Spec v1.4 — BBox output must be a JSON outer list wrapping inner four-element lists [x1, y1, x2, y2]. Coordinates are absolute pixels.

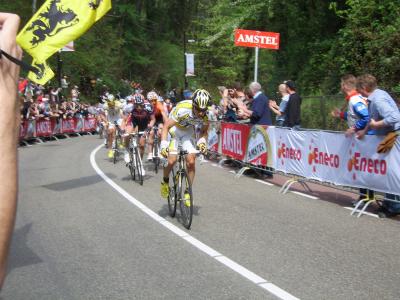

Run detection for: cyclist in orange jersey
[[147, 91, 168, 160]]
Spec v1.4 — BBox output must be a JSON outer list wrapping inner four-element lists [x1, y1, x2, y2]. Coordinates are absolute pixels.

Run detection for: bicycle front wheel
[[153, 141, 159, 174], [168, 168, 177, 217], [135, 147, 143, 185], [178, 170, 193, 229], [129, 148, 135, 181]]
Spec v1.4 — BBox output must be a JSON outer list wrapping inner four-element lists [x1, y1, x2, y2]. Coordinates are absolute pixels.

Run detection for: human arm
[[0, 12, 22, 288], [371, 94, 400, 129]]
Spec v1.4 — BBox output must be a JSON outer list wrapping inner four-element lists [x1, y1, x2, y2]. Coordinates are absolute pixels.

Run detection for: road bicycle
[[112, 122, 124, 164], [127, 131, 145, 185], [167, 142, 194, 229]]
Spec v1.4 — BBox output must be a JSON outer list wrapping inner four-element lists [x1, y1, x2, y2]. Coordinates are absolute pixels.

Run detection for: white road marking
[[90, 145, 299, 300], [343, 207, 379, 218], [291, 191, 319, 200], [229, 170, 236, 174], [255, 179, 274, 186]]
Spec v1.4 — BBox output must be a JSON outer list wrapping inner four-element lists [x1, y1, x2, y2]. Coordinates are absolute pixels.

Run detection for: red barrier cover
[[61, 118, 76, 134], [83, 117, 97, 132], [221, 122, 250, 161], [19, 120, 28, 139], [35, 119, 53, 137]]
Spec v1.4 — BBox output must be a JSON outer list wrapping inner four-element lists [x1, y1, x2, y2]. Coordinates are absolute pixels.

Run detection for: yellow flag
[[28, 60, 55, 85], [17, 0, 111, 63], [28, 60, 54, 85]]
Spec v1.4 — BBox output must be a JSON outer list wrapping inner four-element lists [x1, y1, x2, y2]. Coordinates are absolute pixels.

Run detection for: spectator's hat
[[284, 80, 296, 90]]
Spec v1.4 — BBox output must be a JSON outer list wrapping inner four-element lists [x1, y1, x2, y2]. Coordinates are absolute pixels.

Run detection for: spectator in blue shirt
[[356, 74, 400, 218], [332, 74, 374, 203], [270, 83, 290, 126]]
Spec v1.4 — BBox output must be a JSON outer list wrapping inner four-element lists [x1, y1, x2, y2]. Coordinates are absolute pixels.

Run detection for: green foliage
[[1, 0, 399, 106]]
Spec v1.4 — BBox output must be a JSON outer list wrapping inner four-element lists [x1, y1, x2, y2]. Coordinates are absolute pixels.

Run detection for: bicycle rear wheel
[[135, 147, 143, 185], [153, 141, 159, 174], [129, 148, 135, 180], [168, 168, 177, 217], [178, 169, 193, 229], [113, 135, 120, 164]]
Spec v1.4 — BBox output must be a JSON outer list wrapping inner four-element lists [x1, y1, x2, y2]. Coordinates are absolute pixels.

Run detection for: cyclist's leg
[[147, 129, 154, 160], [107, 124, 116, 149], [161, 137, 177, 198], [139, 135, 146, 159], [185, 154, 196, 185], [124, 124, 133, 148]]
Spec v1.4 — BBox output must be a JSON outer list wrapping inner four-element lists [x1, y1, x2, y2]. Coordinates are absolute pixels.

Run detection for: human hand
[[331, 108, 341, 118], [356, 128, 367, 140], [0, 13, 22, 97], [345, 127, 355, 137], [369, 118, 380, 129], [198, 143, 207, 154], [160, 140, 169, 158]]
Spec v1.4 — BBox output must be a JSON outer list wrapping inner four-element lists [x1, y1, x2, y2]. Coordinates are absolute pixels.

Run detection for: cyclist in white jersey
[[160, 89, 211, 198], [103, 94, 123, 158]]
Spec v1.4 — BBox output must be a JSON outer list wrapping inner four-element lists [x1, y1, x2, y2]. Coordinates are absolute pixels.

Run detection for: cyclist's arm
[[161, 110, 168, 124], [199, 122, 209, 141], [148, 113, 156, 128], [162, 118, 177, 141]]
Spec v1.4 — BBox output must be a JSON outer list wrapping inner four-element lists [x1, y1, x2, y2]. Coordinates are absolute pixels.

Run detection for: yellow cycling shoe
[[108, 149, 114, 159], [161, 182, 169, 198], [184, 191, 191, 207]]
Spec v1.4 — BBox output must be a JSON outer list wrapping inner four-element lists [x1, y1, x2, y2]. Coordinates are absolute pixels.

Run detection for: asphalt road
[[3, 135, 400, 299]]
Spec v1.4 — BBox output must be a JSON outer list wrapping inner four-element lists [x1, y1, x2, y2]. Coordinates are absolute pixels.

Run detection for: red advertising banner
[[61, 118, 76, 134], [83, 117, 97, 132], [234, 29, 280, 50], [19, 120, 28, 139], [35, 119, 53, 137], [221, 122, 250, 161]]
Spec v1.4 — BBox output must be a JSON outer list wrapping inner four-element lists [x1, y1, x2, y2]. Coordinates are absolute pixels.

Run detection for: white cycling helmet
[[147, 91, 158, 101], [192, 89, 211, 110]]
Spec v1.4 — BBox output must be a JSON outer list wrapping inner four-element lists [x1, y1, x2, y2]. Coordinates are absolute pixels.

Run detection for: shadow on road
[[42, 173, 117, 191], [158, 204, 201, 219], [7, 223, 42, 275]]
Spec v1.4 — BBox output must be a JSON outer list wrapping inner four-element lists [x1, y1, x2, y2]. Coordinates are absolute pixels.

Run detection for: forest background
[[2, 0, 400, 128]]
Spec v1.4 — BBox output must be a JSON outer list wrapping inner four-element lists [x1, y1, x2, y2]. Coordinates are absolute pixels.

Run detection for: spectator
[[283, 80, 301, 129], [163, 97, 174, 114], [0, 12, 22, 288], [219, 84, 249, 123], [71, 85, 80, 102], [50, 86, 61, 103], [356, 74, 400, 218], [332, 74, 374, 204], [270, 83, 290, 126], [218, 86, 233, 122], [61, 75, 69, 89], [239, 82, 272, 125]]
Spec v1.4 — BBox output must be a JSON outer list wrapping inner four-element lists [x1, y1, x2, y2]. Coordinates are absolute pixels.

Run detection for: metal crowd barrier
[[206, 121, 400, 218]]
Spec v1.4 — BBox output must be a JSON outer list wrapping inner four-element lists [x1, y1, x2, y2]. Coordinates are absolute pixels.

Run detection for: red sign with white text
[[36, 119, 53, 137], [234, 29, 280, 50], [221, 122, 250, 161]]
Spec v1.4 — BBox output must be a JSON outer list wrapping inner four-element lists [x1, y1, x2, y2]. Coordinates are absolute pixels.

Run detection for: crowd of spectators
[[212, 80, 301, 128], [18, 78, 97, 122]]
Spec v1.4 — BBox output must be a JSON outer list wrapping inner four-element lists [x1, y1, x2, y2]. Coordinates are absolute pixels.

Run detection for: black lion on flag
[[26, 0, 79, 48], [89, 0, 104, 9]]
